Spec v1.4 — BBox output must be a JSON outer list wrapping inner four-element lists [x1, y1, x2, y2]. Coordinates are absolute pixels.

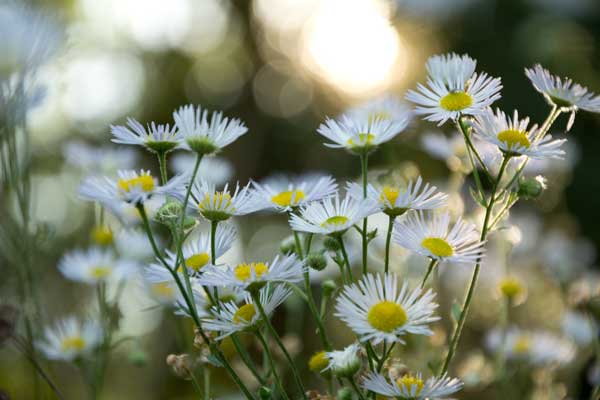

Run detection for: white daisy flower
[[251, 173, 337, 212], [347, 176, 447, 217], [406, 53, 502, 125], [198, 254, 305, 291], [392, 211, 483, 264], [164, 223, 236, 275], [335, 273, 439, 344], [317, 112, 411, 154], [79, 169, 186, 209], [201, 285, 290, 339], [189, 179, 260, 222], [59, 247, 135, 285], [171, 154, 234, 186], [63, 141, 137, 174], [345, 95, 413, 126], [111, 118, 181, 153], [362, 371, 463, 400], [323, 343, 362, 378], [486, 326, 576, 366], [173, 104, 247, 155], [471, 108, 566, 159], [525, 64, 600, 114], [37, 317, 102, 361], [289, 193, 379, 235]]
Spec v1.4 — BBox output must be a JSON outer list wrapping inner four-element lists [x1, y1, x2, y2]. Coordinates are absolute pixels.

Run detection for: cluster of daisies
[[39, 53, 600, 399]]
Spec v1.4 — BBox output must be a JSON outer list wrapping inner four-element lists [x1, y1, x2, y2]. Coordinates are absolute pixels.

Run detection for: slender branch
[[360, 153, 369, 275], [256, 330, 290, 400], [384, 216, 395, 274], [421, 259, 439, 288]]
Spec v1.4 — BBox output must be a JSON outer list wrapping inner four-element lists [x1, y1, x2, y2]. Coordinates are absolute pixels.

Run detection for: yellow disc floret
[[380, 186, 400, 207], [497, 129, 531, 149], [367, 301, 407, 332], [233, 303, 256, 324], [89, 266, 112, 279], [396, 374, 424, 394], [184, 253, 210, 271], [347, 133, 375, 147], [499, 277, 525, 298], [322, 215, 349, 227], [513, 335, 531, 354], [152, 282, 175, 299], [90, 226, 113, 246], [271, 190, 306, 207], [421, 237, 454, 257], [199, 192, 232, 211], [234, 262, 269, 282], [439, 91, 473, 111], [117, 174, 155, 193], [308, 351, 330, 373], [61, 336, 86, 352]]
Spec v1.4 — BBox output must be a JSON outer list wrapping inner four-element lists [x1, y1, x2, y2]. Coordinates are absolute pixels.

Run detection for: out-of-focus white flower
[[59, 247, 135, 285], [486, 326, 576, 366], [63, 141, 137, 174], [539, 230, 595, 283], [335, 273, 439, 344], [37, 317, 102, 361], [562, 310, 597, 346], [345, 95, 413, 127], [115, 229, 155, 261], [170, 154, 234, 186]]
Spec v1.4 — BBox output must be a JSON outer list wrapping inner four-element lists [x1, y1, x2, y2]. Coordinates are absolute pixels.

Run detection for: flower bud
[[326, 343, 361, 378], [308, 351, 331, 377], [321, 280, 337, 297], [166, 354, 193, 379], [155, 201, 183, 224], [517, 176, 546, 199], [323, 236, 340, 252], [280, 236, 297, 255], [306, 252, 328, 271], [337, 387, 353, 400]]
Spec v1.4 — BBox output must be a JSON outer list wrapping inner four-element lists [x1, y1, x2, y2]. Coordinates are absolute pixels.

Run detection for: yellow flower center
[[90, 226, 113, 246], [184, 253, 210, 271], [271, 190, 306, 207], [439, 91, 473, 111], [421, 237, 454, 257], [234, 262, 269, 282], [61, 336, 86, 352], [152, 282, 175, 299], [117, 174, 155, 192], [347, 133, 375, 147], [497, 129, 531, 149], [396, 375, 424, 394], [322, 215, 349, 227], [367, 301, 407, 332], [199, 191, 232, 211], [499, 277, 525, 298], [308, 351, 330, 373], [90, 266, 112, 279], [233, 303, 256, 324], [513, 335, 531, 354], [380, 186, 399, 207]]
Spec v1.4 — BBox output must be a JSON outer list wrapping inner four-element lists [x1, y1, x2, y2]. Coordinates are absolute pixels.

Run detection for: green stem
[[157, 151, 169, 185], [384, 216, 395, 274], [251, 291, 307, 399], [292, 230, 304, 259], [256, 330, 290, 400], [360, 153, 369, 275], [231, 333, 266, 385], [440, 156, 510, 376], [337, 235, 353, 283], [348, 376, 367, 400], [188, 370, 204, 398], [421, 259, 438, 288], [203, 366, 211, 400]]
